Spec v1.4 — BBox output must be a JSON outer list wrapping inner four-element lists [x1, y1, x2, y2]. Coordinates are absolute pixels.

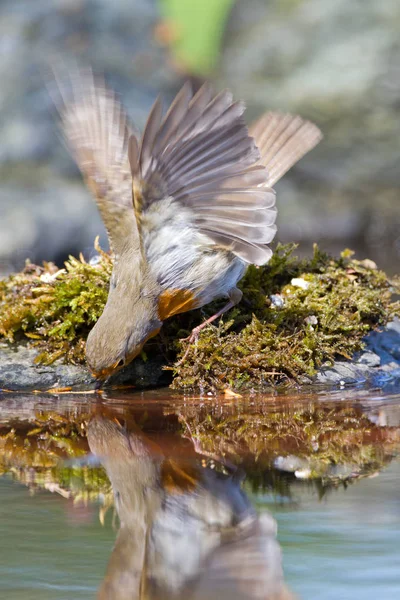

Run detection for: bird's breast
[[157, 288, 199, 320]]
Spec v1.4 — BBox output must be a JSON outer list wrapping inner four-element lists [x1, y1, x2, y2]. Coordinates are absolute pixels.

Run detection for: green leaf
[[158, 0, 235, 75]]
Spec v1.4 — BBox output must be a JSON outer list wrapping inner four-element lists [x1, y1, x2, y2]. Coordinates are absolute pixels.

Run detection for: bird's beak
[[94, 379, 104, 391], [91, 360, 124, 390]]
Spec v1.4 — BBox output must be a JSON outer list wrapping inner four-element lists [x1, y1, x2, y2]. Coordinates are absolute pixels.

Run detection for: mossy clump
[[0, 242, 112, 364], [0, 243, 399, 389], [171, 244, 400, 389]]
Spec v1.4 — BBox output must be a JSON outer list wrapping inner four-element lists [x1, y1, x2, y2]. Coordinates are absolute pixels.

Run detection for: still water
[[0, 389, 399, 599]]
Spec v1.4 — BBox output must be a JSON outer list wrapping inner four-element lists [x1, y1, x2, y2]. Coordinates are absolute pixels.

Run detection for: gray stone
[[0, 342, 167, 392], [356, 350, 381, 368], [0, 344, 90, 391], [365, 323, 400, 365], [313, 319, 400, 387], [315, 361, 368, 386], [387, 318, 400, 335]]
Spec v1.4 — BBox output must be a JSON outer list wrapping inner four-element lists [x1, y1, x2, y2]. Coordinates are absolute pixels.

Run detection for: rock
[[356, 350, 381, 368], [0, 344, 91, 391], [315, 361, 369, 386], [0, 342, 168, 392], [366, 324, 400, 365], [312, 319, 400, 388]]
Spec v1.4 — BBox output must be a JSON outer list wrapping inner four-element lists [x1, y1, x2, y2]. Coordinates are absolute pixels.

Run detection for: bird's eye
[[117, 358, 125, 368]]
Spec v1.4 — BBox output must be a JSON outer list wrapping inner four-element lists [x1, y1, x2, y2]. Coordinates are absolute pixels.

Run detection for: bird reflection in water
[[87, 413, 293, 600]]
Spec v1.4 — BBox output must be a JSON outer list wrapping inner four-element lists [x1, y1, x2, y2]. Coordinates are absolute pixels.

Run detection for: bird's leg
[[184, 287, 243, 344], [177, 287, 242, 364]]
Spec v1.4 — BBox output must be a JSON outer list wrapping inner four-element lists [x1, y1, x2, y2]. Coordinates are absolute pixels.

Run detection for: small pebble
[[305, 315, 318, 326], [295, 468, 312, 479], [89, 255, 102, 266], [291, 277, 310, 290], [270, 294, 285, 308], [40, 269, 66, 283]]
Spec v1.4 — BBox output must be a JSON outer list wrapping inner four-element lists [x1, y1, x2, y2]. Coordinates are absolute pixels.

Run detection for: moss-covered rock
[[0, 241, 112, 365], [171, 245, 400, 389], [0, 243, 399, 390]]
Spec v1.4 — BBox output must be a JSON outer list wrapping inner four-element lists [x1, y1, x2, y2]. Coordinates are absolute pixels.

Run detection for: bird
[[54, 69, 322, 384]]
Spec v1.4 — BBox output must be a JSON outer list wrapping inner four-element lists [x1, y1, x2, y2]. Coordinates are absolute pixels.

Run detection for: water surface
[[0, 388, 399, 599]]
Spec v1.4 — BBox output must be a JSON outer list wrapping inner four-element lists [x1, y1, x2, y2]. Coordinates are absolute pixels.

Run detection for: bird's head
[[86, 279, 162, 384]]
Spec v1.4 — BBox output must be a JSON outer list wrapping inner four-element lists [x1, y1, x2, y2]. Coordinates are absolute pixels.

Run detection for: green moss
[[0, 241, 112, 364], [171, 244, 400, 390], [0, 243, 399, 388]]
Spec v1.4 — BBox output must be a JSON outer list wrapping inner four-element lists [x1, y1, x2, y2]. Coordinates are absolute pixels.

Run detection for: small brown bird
[[55, 70, 322, 383]]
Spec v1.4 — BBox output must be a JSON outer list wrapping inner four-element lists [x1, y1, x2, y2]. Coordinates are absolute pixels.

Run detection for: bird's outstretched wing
[[128, 83, 276, 266], [249, 112, 322, 187], [52, 69, 139, 258]]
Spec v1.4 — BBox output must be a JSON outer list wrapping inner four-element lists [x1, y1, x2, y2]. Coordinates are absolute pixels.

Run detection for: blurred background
[[0, 0, 399, 275]]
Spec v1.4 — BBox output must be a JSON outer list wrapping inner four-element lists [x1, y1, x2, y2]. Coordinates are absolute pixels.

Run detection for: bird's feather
[[52, 68, 139, 258], [249, 112, 322, 187], [129, 83, 277, 265], [55, 74, 322, 269]]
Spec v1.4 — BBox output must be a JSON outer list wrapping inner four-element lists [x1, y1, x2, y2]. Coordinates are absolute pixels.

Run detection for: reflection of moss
[[1, 401, 400, 503], [0, 411, 89, 470], [0, 411, 112, 504], [177, 403, 400, 483], [0, 243, 399, 389], [4, 465, 112, 506]]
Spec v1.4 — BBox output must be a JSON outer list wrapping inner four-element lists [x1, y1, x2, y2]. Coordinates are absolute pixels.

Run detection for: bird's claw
[[179, 327, 200, 345], [176, 328, 201, 365]]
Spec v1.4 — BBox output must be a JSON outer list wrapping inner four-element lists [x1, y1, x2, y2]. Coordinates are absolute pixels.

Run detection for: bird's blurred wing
[[53, 69, 139, 258], [249, 112, 322, 187], [128, 83, 277, 266]]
